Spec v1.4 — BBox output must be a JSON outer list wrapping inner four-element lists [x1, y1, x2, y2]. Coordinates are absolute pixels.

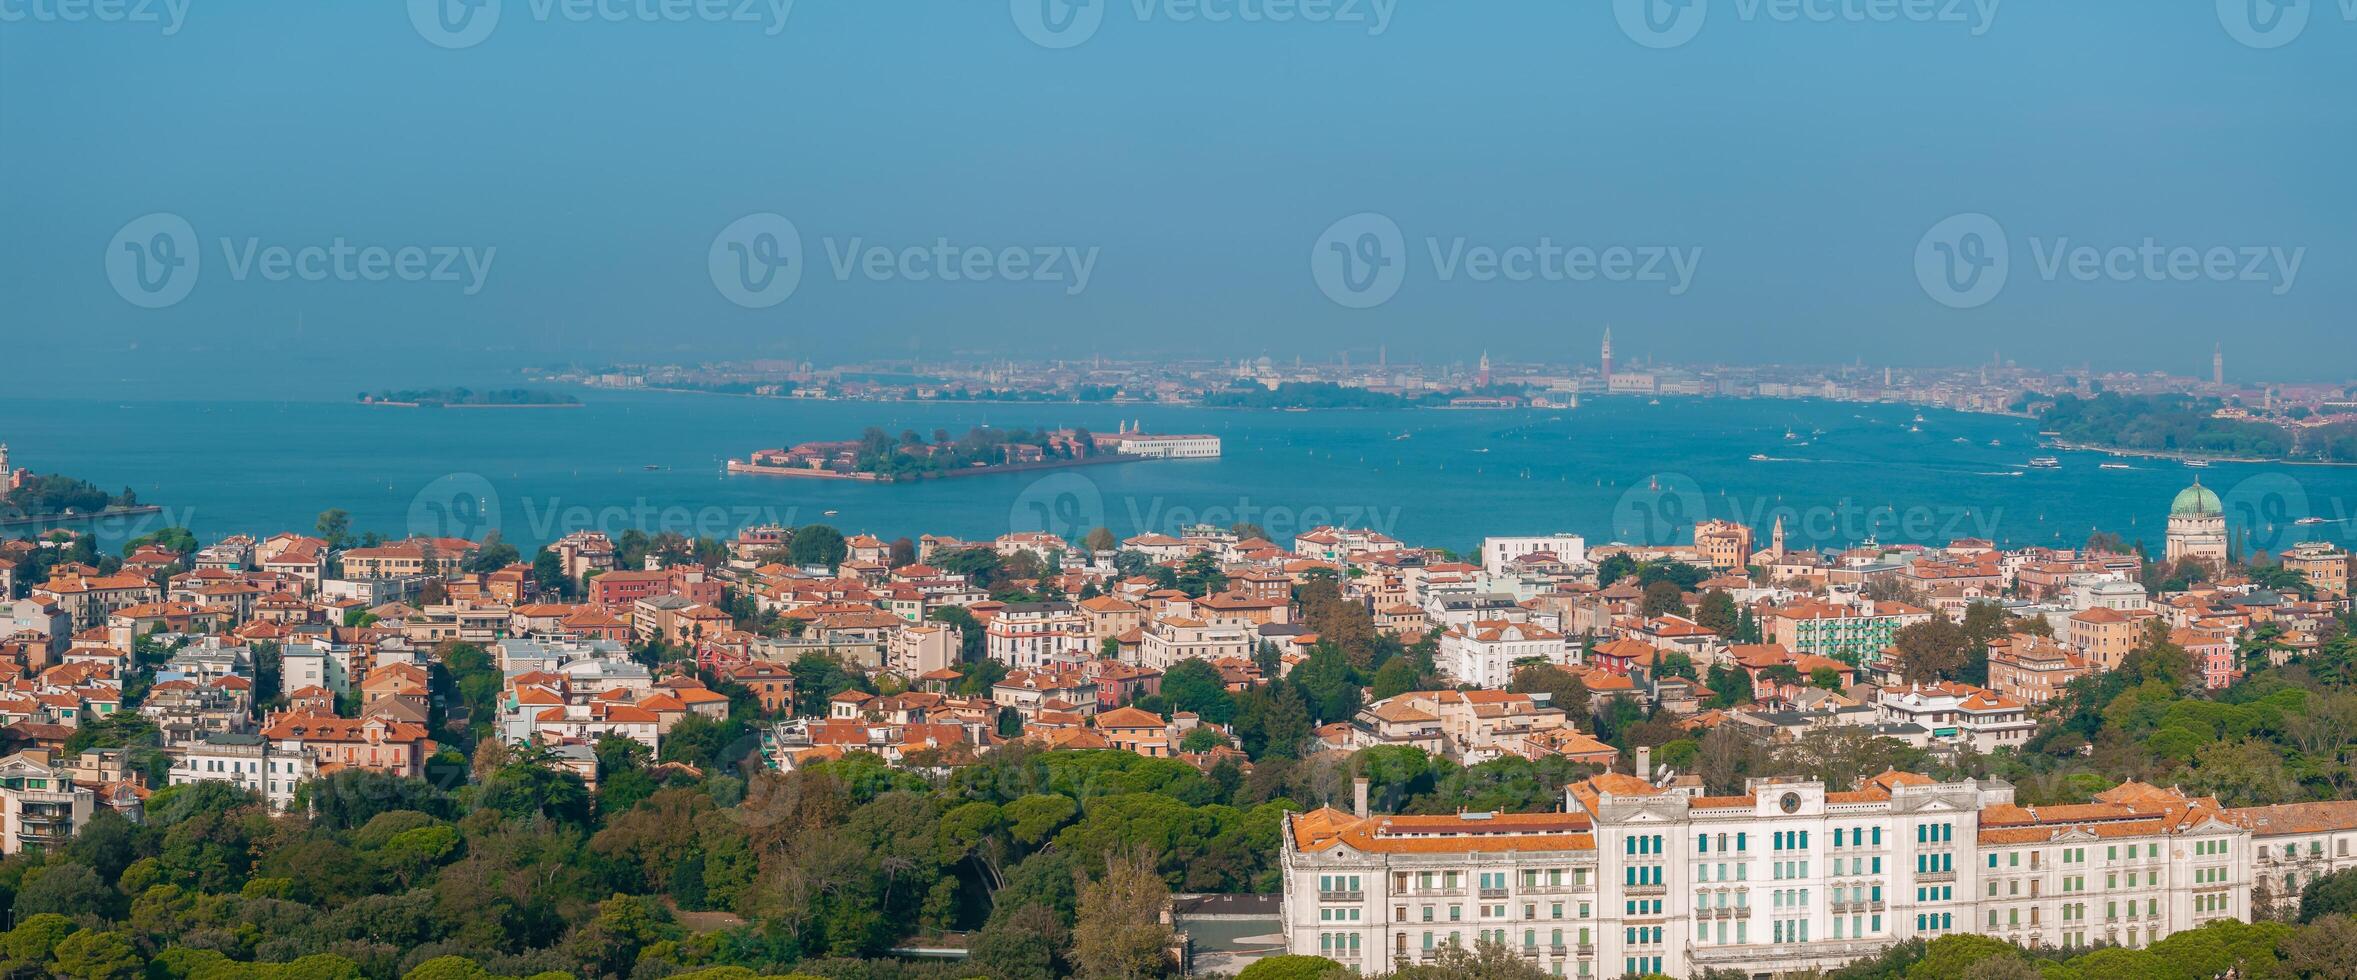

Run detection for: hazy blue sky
[[3, 0, 2351, 393]]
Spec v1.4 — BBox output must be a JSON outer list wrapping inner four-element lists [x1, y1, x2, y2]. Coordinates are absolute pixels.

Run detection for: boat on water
[[2296, 516, 2331, 526], [1648, 399, 1661, 406], [2184, 459, 2211, 469], [1749, 454, 1772, 462], [823, 509, 840, 517], [1989, 439, 2002, 447], [1784, 428, 1798, 440], [2027, 457, 2063, 469], [1953, 437, 1970, 444], [1912, 413, 1927, 423], [1907, 425, 1921, 433], [2099, 463, 2132, 470]]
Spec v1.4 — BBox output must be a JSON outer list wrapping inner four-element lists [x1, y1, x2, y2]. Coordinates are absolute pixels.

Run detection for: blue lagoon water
[[3, 392, 2352, 558]]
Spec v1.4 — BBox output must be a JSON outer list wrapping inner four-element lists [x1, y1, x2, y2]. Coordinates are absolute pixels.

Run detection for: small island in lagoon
[[358, 387, 581, 408], [728, 423, 1220, 482]]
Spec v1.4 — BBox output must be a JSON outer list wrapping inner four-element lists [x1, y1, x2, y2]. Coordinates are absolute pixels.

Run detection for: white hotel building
[[1282, 767, 2357, 977]]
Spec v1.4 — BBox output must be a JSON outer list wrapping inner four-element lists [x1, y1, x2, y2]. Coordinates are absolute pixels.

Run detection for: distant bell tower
[[1771, 514, 1785, 558], [2213, 343, 2224, 387], [1601, 327, 1614, 383], [1477, 351, 1491, 387]]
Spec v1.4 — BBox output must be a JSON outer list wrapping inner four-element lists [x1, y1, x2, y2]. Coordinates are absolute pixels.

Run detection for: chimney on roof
[[1636, 745, 1652, 781], [1353, 776, 1370, 820]]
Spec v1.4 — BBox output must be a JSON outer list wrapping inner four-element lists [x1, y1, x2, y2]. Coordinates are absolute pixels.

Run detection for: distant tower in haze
[[1378, 343, 1387, 370], [2213, 343, 2224, 387], [1601, 327, 1614, 383], [1771, 514, 1786, 559], [1476, 351, 1491, 388], [1884, 366, 1893, 387]]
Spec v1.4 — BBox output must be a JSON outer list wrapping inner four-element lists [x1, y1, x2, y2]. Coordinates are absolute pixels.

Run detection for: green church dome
[[2171, 482, 2222, 516]]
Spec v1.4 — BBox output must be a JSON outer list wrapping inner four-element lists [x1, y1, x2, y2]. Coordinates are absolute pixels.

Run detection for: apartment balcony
[[1916, 870, 1957, 883], [1694, 905, 1747, 920], [1319, 891, 1364, 903], [1479, 887, 1510, 900], [1829, 899, 1885, 914], [1398, 887, 1466, 898], [1625, 883, 1668, 897]]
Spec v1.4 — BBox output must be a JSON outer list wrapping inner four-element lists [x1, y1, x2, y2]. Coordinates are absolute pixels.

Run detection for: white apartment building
[[984, 601, 1091, 670], [1283, 771, 2343, 978], [1439, 620, 1572, 689], [168, 732, 316, 810], [1875, 683, 2038, 754], [1138, 617, 1253, 671], [887, 622, 957, 679], [2068, 576, 2149, 613], [1481, 535, 1589, 577]]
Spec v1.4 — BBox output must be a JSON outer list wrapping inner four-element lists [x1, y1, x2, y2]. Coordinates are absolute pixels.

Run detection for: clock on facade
[[1780, 792, 1802, 814]]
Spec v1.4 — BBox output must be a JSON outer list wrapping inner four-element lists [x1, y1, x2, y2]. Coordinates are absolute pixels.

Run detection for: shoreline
[[359, 401, 583, 410], [0, 504, 166, 529], [727, 454, 1140, 483], [2042, 439, 2357, 469]]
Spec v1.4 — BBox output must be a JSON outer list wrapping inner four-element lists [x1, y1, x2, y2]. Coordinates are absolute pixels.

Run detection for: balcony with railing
[[1318, 890, 1363, 903]]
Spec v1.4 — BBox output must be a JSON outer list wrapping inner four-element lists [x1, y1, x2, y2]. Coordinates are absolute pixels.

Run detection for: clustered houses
[[1281, 766, 2357, 978], [0, 476, 2348, 970]]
